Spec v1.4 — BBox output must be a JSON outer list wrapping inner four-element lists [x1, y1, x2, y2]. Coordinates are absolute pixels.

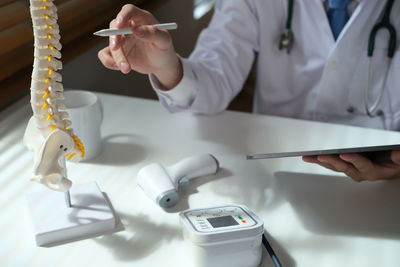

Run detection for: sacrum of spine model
[[24, 0, 85, 192]]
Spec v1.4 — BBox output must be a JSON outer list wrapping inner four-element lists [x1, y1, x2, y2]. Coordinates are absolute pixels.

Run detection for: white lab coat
[[151, 0, 400, 131]]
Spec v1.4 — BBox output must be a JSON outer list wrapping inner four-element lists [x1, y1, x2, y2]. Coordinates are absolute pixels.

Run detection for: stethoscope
[[279, 0, 397, 118]]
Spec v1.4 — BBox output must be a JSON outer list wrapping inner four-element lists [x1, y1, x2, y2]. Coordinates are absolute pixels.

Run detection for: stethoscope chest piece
[[279, 29, 295, 54]]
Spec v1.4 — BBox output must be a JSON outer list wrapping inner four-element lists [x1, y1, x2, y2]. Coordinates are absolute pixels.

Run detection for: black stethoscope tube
[[286, 0, 294, 30], [368, 0, 396, 58]]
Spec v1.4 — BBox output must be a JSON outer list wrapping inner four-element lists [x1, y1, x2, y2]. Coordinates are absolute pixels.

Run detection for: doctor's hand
[[97, 4, 182, 89], [302, 150, 400, 182]]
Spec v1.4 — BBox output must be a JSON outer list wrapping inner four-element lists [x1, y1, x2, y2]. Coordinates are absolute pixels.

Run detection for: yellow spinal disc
[[45, 77, 51, 83], [46, 24, 53, 29], [44, 14, 49, 20], [67, 153, 77, 160], [48, 55, 52, 62], [48, 43, 54, 50], [41, 101, 48, 110], [46, 114, 51, 121], [48, 66, 53, 75], [71, 135, 85, 158], [42, 5, 47, 10], [50, 124, 56, 131], [42, 88, 49, 99], [47, 33, 52, 39]]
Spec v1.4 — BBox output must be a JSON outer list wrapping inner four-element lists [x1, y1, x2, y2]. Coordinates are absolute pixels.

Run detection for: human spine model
[[24, 0, 84, 192]]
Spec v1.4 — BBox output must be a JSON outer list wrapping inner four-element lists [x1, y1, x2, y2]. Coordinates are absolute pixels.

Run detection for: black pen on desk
[[262, 234, 283, 267]]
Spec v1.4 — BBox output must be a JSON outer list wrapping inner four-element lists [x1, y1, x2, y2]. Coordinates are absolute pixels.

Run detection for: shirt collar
[[322, 0, 360, 14]]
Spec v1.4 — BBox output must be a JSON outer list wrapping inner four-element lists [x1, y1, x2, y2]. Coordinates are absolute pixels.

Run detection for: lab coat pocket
[[385, 53, 400, 125], [347, 48, 400, 120], [383, 51, 400, 114]]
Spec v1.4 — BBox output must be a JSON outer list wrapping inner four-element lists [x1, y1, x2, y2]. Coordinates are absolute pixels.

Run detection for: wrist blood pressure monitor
[[179, 204, 264, 267]]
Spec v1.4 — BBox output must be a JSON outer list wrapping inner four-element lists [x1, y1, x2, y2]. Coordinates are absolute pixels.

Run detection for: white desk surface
[[1, 92, 400, 267]]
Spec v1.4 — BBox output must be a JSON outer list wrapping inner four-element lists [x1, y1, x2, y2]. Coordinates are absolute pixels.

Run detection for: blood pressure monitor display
[[207, 215, 239, 228], [183, 205, 256, 232]]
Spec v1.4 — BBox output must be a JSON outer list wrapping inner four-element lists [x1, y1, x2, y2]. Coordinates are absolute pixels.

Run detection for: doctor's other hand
[[97, 4, 182, 89], [302, 150, 400, 182]]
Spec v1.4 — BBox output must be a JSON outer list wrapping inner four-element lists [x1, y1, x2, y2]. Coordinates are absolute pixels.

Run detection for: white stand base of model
[[26, 181, 116, 247]]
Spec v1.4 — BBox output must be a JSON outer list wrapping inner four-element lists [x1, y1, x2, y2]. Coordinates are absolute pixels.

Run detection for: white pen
[[93, 22, 178, 37]]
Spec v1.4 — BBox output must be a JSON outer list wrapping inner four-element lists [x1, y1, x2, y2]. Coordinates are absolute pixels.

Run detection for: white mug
[[63, 90, 103, 161]]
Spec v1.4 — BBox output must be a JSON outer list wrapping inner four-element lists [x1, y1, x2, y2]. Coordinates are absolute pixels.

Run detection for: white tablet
[[246, 144, 400, 160]]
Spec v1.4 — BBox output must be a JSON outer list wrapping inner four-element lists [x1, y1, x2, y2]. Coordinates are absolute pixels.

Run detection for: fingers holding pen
[[108, 19, 131, 74], [132, 24, 173, 50], [98, 47, 119, 70], [101, 4, 175, 75], [115, 4, 157, 38], [114, 4, 169, 48], [109, 19, 121, 51], [116, 4, 158, 27], [111, 48, 131, 74]]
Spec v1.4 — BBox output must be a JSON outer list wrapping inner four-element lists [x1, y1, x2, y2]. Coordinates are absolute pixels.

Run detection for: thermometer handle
[[166, 154, 219, 188]]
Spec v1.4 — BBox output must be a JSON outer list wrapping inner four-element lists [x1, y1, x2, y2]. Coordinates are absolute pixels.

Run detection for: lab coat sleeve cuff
[[149, 56, 197, 112]]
